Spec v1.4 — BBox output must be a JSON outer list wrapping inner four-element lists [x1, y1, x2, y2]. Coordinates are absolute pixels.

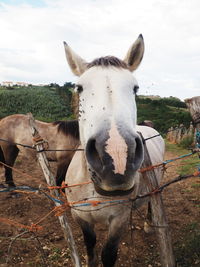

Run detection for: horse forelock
[[53, 120, 79, 140], [87, 56, 128, 69]]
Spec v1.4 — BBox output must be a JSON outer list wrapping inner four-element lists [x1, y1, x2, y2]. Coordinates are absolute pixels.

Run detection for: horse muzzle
[[85, 133, 144, 196]]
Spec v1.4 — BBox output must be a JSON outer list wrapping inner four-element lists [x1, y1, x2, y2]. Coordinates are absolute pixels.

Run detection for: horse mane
[[53, 120, 79, 140], [138, 120, 154, 128], [87, 56, 128, 69]]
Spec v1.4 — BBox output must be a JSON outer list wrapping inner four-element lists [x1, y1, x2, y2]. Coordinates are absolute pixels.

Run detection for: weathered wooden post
[[141, 143, 175, 267], [166, 127, 172, 142], [182, 122, 191, 140], [185, 96, 200, 148], [28, 113, 82, 267], [188, 121, 194, 136], [169, 127, 175, 143], [171, 126, 177, 144], [175, 126, 180, 144], [176, 124, 184, 144]]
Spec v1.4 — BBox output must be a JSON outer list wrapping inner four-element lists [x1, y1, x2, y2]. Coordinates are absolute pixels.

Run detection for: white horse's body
[[66, 126, 164, 225], [63, 35, 165, 266]]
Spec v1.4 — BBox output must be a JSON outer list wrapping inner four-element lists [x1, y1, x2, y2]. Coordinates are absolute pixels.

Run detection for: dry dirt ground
[[0, 150, 200, 267]]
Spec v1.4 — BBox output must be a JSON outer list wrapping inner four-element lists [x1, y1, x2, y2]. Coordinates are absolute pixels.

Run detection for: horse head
[[64, 35, 145, 196]]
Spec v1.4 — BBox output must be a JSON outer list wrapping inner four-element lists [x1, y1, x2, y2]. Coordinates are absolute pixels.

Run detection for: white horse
[[64, 35, 165, 267]]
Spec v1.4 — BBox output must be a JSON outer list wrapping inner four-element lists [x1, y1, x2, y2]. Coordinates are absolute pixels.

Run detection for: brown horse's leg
[[3, 145, 19, 187], [0, 146, 5, 167], [77, 218, 97, 267], [56, 159, 71, 186], [101, 217, 125, 267], [144, 201, 154, 234]]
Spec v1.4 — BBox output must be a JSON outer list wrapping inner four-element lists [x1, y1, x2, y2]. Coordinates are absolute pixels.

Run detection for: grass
[[175, 222, 200, 267], [166, 140, 200, 213], [165, 140, 200, 175], [165, 140, 191, 155], [191, 183, 200, 188]]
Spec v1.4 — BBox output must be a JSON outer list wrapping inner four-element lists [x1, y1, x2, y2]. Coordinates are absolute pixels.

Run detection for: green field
[[137, 96, 192, 133], [0, 83, 73, 121], [0, 84, 192, 134]]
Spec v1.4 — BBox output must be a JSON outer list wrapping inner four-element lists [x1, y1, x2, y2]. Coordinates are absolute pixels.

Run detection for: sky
[[0, 0, 199, 100]]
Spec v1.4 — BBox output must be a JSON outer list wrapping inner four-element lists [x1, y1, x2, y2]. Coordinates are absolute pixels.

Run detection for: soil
[[0, 150, 200, 267]]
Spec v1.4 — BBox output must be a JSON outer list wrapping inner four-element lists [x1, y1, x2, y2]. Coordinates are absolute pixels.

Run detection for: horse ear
[[63, 42, 88, 76], [124, 34, 145, 72]]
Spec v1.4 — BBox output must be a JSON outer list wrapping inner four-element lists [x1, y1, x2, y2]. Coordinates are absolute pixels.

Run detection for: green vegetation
[[179, 135, 194, 149], [165, 141, 200, 175], [0, 83, 74, 121], [0, 84, 191, 133], [175, 222, 200, 267], [137, 96, 192, 134]]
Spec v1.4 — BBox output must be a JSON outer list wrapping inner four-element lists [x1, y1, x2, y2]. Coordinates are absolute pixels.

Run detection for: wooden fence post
[[176, 124, 184, 144], [172, 126, 178, 144], [166, 127, 172, 142], [141, 143, 175, 267], [188, 121, 194, 136], [28, 113, 82, 267], [185, 96, 200, 146]]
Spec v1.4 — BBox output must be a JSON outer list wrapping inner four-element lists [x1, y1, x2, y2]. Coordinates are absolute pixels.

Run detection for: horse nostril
[[134, 136, 144, 167], [86, 139, 103, 173], [86, 139, 97, 159]]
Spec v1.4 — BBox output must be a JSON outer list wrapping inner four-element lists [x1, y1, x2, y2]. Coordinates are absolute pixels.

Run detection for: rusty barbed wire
[[0, 131, 199, 249], [0, 125, 180, 152]]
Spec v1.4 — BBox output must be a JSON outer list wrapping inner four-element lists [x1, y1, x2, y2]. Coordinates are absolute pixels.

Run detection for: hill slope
[[0, 85, 191, 133], [0, 84, 73, 121], [137, 96, 192, 133]]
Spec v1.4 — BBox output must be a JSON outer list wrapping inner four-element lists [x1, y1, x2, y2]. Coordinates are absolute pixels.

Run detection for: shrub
[[179, 136, 194, 149], [0, 86, 73, 121]]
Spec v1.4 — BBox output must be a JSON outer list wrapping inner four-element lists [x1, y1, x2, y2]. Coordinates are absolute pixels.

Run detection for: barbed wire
[[0, 126, 182, 153], [0, 137, 84, 152], [0, 165, 200, 228], [0, 140, 199, 265], [1, 147, 200, 208], [0, 127, 199, 247], [0, 146, 198, 194], [0, 137, 34, 149]]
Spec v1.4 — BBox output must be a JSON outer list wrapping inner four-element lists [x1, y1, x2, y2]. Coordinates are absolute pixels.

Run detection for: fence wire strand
[[0, 127, 200, 266]]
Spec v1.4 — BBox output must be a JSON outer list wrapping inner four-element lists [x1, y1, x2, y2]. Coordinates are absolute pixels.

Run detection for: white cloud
[[0, 0, 199, 100]]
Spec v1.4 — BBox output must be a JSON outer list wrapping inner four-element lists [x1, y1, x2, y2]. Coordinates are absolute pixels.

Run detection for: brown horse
[[0, 114, 79, 187]]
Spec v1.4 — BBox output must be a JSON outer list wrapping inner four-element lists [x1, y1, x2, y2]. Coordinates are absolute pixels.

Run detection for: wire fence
[[0, 142, 200, 225], [0, 128, 200, 266]]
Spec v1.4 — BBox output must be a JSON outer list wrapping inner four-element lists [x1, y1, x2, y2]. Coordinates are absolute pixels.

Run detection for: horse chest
[[65, 183, 131, 225]]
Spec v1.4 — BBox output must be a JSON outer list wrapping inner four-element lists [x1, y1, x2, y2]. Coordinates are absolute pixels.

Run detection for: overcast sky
[[0, 0, 199, 100]]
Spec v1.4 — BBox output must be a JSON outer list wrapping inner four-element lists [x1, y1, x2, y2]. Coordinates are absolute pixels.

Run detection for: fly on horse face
[[64, 35, 165, 266], [0, 114, 79, 187]]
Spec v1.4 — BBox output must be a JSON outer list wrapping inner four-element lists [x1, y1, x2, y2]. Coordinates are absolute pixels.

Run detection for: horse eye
[[75, 85, 83, 94], [133, 85, 139, 94]]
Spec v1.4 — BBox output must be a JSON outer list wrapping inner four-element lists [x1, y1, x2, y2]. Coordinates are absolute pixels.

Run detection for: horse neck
[[66, 147, 91, 186]]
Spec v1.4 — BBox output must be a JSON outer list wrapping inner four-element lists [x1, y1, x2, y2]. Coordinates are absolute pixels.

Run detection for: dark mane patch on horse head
[[87, 56, 128, 69], [53, 120, 79, 140]]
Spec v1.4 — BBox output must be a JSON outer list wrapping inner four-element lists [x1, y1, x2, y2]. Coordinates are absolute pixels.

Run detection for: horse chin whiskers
[[88, 168, 102, 184], [93, 183, 135, 197], [90, 172, 136, 196], [100, 181, 135, 192], [88, 164, 137, 195]]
